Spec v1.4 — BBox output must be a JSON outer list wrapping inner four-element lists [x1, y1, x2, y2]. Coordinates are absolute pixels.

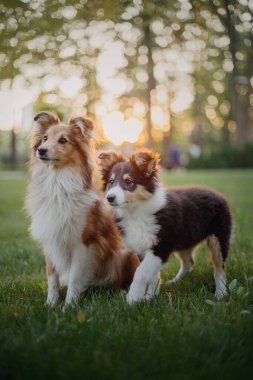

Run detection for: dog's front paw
[[62, 298, 79, 313], [65, 297, 77, 307], [46, 292, 59, 306], [62, 302, 76, 313]]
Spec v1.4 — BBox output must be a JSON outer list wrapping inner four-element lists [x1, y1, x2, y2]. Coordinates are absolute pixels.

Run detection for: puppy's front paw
[[145, 279, 160, 300], [126, 283, 147, 304], [127, 291, 145, 304]]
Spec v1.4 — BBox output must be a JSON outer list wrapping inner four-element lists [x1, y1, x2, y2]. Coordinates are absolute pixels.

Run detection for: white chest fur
[[115, 186, 167, 258], [26, 163, 98, 275], [119, 214, 159, 257]]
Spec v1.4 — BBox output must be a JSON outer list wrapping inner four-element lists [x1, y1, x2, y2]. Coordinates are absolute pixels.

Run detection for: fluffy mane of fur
[[26, 112, 139, 306]]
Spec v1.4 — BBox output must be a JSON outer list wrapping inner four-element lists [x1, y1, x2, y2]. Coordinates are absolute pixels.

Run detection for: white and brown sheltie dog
[[26, 112, 139, 306], [99, 150, 232, 304]]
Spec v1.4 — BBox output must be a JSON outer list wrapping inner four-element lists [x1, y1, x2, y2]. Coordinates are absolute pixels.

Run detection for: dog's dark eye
[[108, 178, 114, 185], [125, 178, 133, 186], [43, 135, 47, 141], [58, 138, 67, 144]]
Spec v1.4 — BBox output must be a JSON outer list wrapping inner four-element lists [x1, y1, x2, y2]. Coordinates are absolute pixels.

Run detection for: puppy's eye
[[58, 137, 67, 144], [43, 135, 47, 141], [125, 178, 133, 186], [108, 178, 114, 185]]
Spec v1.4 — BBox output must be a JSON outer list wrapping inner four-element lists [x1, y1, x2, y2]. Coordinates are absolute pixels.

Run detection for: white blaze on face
[[106, 185, 126, 206]]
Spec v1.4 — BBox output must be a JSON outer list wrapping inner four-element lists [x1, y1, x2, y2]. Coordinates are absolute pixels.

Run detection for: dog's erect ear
[[34, 111, 60, 130], [69, 116, 94, 138], [130, 150, 160, 177], [30, 111, 60, 153], [98, 151, 125, 189]]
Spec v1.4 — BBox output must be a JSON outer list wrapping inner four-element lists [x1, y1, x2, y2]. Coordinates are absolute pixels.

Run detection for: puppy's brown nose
[[38, 148, 48, 156]]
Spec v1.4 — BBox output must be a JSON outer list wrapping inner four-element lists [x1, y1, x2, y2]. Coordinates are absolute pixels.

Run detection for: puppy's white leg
[[145, 272, 161, 300], [45, 256, 59, 306], [207, 235, 227, 299], [65, 244, 92, 307], [166, 249, 194, 285], [214, 270, 227, 299], [127, 250, 162, 304]]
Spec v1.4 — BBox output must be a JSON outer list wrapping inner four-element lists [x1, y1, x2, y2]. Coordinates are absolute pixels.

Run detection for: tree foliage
[[0, 0, 252, 151]]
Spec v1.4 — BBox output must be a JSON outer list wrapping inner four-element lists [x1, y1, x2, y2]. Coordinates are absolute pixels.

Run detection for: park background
[[0, 1, 253, 380], [0, 0, 253, 167]]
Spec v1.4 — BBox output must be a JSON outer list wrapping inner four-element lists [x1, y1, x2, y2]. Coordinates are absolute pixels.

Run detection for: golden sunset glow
[[0, 33, 193, 139], [133, 102, 146, 118], [102, 111, 143, 145], [151, 106, 168, 126], [124, 118, 143, 143]]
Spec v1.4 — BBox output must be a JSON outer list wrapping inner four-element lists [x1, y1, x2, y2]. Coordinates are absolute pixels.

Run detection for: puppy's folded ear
[[98, 151, 125, 189], [34, 111, 60, 129], [130, 150, 160, 177], [69, 116, 94, 138], [98, 151, 124, 171]]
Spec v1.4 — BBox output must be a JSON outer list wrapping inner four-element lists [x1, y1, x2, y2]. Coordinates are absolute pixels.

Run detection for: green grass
[[1, 169, 253, 380]]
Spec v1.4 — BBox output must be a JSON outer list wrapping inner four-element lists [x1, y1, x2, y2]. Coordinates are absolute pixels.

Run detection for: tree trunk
[[162, 132, 170, 167], [192, 78, 204, 146], [245, 18, 253, 140], [222, 119, 230, 144], [10, 127, 17, 168], [143, 23, 155, 149], [224, 0, 248, 146]]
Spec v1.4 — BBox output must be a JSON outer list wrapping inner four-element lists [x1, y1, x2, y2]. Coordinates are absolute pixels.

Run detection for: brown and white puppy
[[26, 112, 139, 306], [99, 149, 232, 304]]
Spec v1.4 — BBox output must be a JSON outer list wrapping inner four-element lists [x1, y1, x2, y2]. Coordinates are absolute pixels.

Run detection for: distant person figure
[[169, 144, 181, 169]]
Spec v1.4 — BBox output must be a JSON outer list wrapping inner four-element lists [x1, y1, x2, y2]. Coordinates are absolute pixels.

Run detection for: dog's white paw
[[46, 275, 59, 306], [165, 278, 176, 286], [145, 279, 161, 300], [62, 302, 76, 313], [65, 293, 79, 307], [127, 252, 162, 304], [215, 285, 227, 300], [127, 284, 146, 304], [46, 292, 59, 306], [46, 284, 59, 305], [126, 292, 145, 304], [127, 279, 160, 303]]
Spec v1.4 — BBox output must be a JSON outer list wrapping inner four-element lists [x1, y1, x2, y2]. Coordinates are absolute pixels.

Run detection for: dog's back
[[154, 186, 232, 262]]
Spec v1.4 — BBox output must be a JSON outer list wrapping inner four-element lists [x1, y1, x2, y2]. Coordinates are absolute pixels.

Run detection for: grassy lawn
[[0, 169, 253, 380]]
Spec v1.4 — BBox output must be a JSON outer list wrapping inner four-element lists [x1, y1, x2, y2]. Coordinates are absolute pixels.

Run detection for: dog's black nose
[[107, 195, 116, 204], [38, 148, 48, 156]]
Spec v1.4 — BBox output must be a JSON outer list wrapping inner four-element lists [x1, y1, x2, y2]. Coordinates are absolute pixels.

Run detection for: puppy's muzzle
[[107, 194, 116, 204]]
